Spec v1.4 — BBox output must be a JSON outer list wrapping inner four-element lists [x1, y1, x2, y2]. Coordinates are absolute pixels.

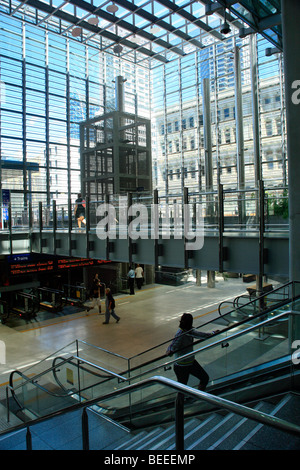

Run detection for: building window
[[182, 119, 186, 129], [224, 108, 230, 119], [265, 151, 274, 169], [189, 116, 194, 128], [174, 120, 179, 131], [225, 129, 231, 143], [265, 120, 273, 136], [161, 124, 165, 135], [167, 122, 172, 133], [190, 164, 196, 178]]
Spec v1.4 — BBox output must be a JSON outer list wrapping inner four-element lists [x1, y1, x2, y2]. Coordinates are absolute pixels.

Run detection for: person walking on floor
[[127, 266, 135, 295], [103, 288, 120, 324], [135, 264, 144, 290], [90, 273, 101, 313], [166, 313, 217, 391]]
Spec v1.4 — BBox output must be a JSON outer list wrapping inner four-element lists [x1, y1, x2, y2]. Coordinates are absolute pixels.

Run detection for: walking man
[[103, 288, 120, 324]]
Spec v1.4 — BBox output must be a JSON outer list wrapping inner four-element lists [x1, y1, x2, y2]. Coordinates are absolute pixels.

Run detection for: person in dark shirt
[[103, 288, 120, 324], [74, 193, 86, 228], [166, 313, 216, 391]]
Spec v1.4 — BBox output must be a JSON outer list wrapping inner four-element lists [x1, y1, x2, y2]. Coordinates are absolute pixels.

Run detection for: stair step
[[237, 394, 300, 450], [150, 419, 200, 451], [139, 418, 199, 450], [210, 400, 275, 450], [187, 412, 242, 450], [166, 413, 220, 451], [103, 429, 148, 450]]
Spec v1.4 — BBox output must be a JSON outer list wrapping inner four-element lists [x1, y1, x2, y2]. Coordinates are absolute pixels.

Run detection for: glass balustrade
[[99, 308, 299, 424], [0, 187, 290, 235], [8, 292, 300, 422], [9, 340, 130, 417]]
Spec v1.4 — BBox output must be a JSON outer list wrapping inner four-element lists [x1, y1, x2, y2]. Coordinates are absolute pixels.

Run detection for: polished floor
[[0, 274, 269, 391]]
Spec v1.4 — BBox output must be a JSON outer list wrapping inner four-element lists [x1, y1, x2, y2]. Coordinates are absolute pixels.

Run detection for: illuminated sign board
[[8, 255, 111, 275]]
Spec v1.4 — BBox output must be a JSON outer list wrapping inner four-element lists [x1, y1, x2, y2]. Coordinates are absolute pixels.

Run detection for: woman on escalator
[[166, 313, 216, 391]]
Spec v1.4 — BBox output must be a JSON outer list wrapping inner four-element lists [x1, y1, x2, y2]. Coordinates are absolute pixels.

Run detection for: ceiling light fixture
[[88, 17, 99, 25], [220, 8, 231, 35], [106, 3, 118, 13], [71, 26, 82, 37], [113, 44, 123, 54]]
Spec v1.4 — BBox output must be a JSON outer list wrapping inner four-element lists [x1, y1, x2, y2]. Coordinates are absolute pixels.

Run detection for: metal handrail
[[128, 280, 300, 363], [3, 375, 300, 451], [7, 308, 298, 427], [124, 309, 299, 384], [7, 355, 127, 422], [77, 339, 129, 361]]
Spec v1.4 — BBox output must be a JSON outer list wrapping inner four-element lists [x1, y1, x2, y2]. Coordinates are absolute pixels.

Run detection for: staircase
[[0, 392, 299, 450]]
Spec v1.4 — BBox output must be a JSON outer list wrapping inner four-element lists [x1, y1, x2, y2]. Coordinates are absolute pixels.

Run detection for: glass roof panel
[[0, 0, 283, 63]]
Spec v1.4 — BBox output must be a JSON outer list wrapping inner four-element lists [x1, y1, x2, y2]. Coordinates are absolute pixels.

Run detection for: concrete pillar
[[196, 269, 202, 286], [207, 270, 215, 288], [281, 0, 300, 284]]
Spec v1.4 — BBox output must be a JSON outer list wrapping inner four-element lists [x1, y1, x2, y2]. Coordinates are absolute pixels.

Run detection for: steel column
[[281, 0, 300, 283]]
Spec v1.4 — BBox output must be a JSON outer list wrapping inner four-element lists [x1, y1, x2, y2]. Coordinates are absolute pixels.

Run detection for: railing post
[[68, 197, 72, 256], [183, 187, 189, 269], [8, 202, 12, 255], [53, 199, 57, 255], [128, 192, 133, 266], [82, 407, 89, 450], [175, 392, 184, 451], [39, 201, 43, 253], [6, 386, 10, 423], [28, 201, 33, 253], [218, 184, 224, 273], [26, 426, 32, 450], [258, 180, 265, 308], [85, 195, 90, 258]]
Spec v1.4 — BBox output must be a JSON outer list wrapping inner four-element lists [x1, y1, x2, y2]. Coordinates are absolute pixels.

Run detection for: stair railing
[[3, 375, 300, 451]]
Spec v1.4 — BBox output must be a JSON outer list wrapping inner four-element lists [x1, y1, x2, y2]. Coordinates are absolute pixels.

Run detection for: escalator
[[5, 281, 300, 434], [0, 291, 40, 324]]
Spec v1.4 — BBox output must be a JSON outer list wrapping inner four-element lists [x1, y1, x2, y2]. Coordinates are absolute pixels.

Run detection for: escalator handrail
[[4, 375, 300, 447], [219, 280, 297, 319], [9, 355, 127, 400], [128, 280, 300, 362], [126, 294, 298, 371], [124, 309, 297, 384], [10, 308, 296, 410]]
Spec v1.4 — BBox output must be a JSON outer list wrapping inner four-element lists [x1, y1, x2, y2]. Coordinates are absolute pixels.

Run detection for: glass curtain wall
[[151, 35, 287, 199], [0, 13, 287, 213], [0, 15, 150, 210]]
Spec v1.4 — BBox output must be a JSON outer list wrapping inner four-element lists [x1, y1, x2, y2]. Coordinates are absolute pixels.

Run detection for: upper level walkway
[[0, 186, 289, 277]]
